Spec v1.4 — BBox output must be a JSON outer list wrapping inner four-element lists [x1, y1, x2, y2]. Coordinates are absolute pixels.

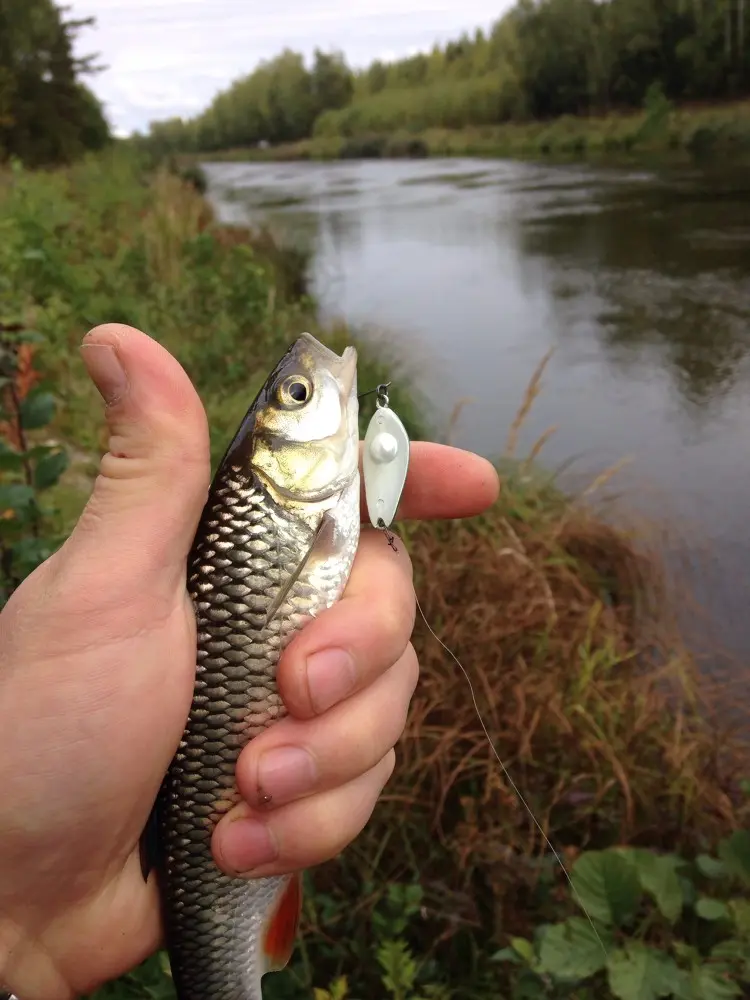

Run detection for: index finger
[[359, 441, 499, 522]]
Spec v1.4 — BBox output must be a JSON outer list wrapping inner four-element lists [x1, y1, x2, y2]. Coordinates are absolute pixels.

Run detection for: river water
[[203, 157, 750, 670]]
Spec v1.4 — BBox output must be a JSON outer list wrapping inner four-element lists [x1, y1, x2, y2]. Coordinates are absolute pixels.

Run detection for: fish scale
[[152, 333, 360, 1000]]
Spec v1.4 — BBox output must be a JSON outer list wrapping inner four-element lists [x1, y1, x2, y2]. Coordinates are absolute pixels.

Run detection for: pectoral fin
[[263, 513, 337, 626]]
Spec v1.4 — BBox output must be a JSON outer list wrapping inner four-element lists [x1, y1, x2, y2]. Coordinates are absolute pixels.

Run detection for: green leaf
[[689, 966, 742, 1000], [510, 937, 535, 963], [0, 482, 35, 515], [34, 449, 68, 489], [510, 969, 548, 1000], [679, 875, 698, 907], [14, 329, 45, 344], [718, 831, 750, 887], [19, 390, 56, 430], [571, 850, 642, 927], [537, 917, 609, 981], [728, 898, 750, 939], [633, 852, 684, 924], [0, 443, 24, 470], [672, 941, 700, 964], [606, 944, 676, 1000], [10, 536, 54, 577], [327, 976, 349, 1000], [671, 968, 696, 1000], [695, 898, 729, 921], [417, 986, 452, 1000], [710, 939, 747, 965], [378, 939, 417, 994], [696, 855, 727, 879], [491, 947, 523, 965]]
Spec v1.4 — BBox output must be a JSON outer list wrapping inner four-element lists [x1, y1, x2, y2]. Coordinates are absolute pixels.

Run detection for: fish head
[[227, 332, 359, 504]]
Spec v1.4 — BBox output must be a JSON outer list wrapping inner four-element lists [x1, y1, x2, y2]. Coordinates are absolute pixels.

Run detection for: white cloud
[[67, 1, 511, 137]]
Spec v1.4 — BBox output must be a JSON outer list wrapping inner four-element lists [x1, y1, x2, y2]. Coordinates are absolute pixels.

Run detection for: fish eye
[[288, 381, 308, 402], [277, 375, 312, 407]]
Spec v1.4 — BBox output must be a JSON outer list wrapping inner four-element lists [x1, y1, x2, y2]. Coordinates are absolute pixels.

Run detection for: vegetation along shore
[[2, 151, 750, 1000], [137, 0, 750, 165]]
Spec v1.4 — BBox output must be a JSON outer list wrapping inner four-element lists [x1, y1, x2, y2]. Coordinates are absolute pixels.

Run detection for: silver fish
[[144, 332, 360, 1000]]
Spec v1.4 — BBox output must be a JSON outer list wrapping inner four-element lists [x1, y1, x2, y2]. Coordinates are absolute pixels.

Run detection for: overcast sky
[[66, 1, 510, 137]]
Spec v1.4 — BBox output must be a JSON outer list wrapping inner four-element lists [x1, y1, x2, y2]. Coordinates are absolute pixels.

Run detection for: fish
[[142, 332, 360, 1000]]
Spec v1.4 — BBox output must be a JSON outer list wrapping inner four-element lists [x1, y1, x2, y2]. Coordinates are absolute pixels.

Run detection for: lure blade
[[363, 404, 410, 529]]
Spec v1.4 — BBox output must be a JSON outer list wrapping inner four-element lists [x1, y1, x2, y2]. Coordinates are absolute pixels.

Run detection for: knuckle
[[295, 803, 360, 865], [344, 713, 390, 779], [373, 570, 415, 649], [402, 642, 420, 695], [384, 653, 418, 746], [382, 748, 397, 785]]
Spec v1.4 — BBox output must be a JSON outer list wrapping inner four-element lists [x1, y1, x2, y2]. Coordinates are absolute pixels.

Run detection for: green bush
[[0, 319, 69, 605], [496, 836, 750, 999], [314, 73, 521, 139]]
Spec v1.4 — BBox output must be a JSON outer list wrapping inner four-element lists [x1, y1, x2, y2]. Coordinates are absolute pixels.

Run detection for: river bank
[[174, 98, 750, 167], [1, 152, 748, 1000]]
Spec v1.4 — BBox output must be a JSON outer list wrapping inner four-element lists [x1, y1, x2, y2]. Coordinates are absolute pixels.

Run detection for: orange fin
[[262, 872, 302, 973]]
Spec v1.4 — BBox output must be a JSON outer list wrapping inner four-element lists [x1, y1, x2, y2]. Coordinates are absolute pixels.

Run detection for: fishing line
[[360, 380, 607, 961], [407, 581, 608, 961]]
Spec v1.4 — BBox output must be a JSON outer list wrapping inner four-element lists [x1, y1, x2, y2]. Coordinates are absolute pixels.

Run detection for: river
[[202, 156, 750, 672]]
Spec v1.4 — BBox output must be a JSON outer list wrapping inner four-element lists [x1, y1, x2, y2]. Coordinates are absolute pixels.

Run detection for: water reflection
[[514, 166, 750, 412], [204, 156, 750, 665]]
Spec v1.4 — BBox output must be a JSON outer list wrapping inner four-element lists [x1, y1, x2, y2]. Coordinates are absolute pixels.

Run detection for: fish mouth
[[338, 345, 357, 400], [297, 332, 357, 400]]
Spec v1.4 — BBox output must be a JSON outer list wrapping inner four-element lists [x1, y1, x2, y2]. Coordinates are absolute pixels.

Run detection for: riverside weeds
[[1, 150, 748, 1000], [183, 96, 750, 167]]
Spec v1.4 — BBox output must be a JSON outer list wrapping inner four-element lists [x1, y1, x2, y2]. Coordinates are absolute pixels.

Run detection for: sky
[[66, 1, 510, 138]]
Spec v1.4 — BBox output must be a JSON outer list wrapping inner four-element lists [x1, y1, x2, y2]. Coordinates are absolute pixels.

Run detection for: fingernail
[[257, 746, 316, 807], [80, 343, 128, 406], [222, 818, 277, 875], [306, 648, 356, 714]]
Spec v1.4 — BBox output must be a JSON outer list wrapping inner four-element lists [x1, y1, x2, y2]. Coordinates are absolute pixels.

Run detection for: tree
[[310, 49, 354, 117], [139, 0, 750, 156], [0, 0, 111, 165]]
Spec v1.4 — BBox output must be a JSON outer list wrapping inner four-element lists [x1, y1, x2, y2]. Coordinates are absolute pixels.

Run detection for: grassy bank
[[179, 97, 750, 165], [1, 152, 749, 1000]]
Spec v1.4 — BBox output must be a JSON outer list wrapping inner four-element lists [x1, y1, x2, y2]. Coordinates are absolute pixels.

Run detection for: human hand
[[0, 324, 499, 1000]]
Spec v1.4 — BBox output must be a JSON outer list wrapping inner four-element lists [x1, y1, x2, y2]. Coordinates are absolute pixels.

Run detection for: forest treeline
[[140, 0, 750, 156], [0, 0, 111, 166]]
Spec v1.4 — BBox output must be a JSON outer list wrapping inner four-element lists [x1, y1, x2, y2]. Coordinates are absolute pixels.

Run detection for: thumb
[[60, 324, 210, 595]]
